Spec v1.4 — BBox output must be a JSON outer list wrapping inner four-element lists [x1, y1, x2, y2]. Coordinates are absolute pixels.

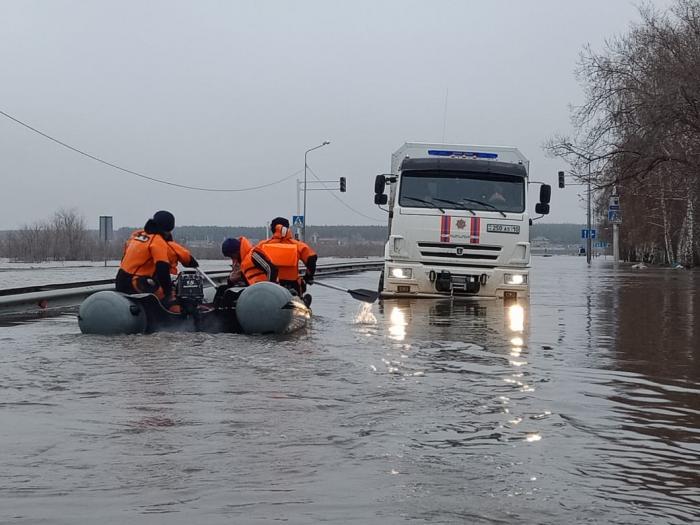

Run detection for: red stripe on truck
[[440, 215, 451, 242]]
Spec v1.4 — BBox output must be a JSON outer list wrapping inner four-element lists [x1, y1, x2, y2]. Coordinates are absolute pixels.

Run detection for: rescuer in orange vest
[[115, 210, 198, 313], [221, 236, 277, 286], [255, 217, 317, 297]]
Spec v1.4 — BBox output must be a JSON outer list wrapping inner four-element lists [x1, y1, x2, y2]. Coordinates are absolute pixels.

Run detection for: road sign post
[[292, 215, 304, 239], [99, 216, 113, 267], [610, 187, 621, 265]]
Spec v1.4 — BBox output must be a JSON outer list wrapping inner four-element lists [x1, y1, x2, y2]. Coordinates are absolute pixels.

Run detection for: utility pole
[[303, 141, 331, 241]]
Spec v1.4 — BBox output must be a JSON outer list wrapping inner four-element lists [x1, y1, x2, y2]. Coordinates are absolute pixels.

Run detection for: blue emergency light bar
[[428, 149, 498, 159]]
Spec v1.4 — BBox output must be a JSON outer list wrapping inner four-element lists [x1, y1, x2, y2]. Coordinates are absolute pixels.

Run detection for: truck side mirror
[[539, 184, 551, 204], [374, 193, 388, 205], [535, 203, 550, 215], [374, 174, 386, 194]]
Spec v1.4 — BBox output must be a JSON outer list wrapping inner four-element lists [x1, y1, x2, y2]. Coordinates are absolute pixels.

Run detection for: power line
[[306, 166, 384, 223], [0, 109, 301, 192]]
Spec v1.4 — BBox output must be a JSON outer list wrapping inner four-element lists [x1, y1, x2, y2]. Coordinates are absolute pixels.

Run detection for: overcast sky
[[0, 0, 668, 229]]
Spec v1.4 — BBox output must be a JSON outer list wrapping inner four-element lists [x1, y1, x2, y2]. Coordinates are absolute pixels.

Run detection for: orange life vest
[[258, 242, 299, 281], [240, 247, 275, 284], [120, 230, 170, 277], [239, 237, 253, 260], [120, 230, 193, 277], [255, 225, 316, 282]]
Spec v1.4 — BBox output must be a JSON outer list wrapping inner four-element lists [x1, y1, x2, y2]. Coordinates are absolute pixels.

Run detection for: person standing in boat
[[115, 210, 198, 313], [254, 217, 317, 298], [221, 236, 277, 286]]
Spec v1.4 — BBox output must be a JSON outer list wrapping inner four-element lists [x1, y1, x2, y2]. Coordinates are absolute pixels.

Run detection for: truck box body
[[378, 142, 532, 299]]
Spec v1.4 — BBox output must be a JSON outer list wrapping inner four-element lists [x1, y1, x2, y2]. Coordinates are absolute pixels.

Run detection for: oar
[[313, 281, 379, 303], [196, 267, 219, 289]]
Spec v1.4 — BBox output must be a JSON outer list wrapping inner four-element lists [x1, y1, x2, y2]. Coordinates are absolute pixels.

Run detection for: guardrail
[[0, 259, 384, 318]]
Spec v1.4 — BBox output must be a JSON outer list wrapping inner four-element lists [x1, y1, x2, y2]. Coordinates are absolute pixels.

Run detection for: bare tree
[[545, 0, 700, 266], [2, 208, 97, 262]]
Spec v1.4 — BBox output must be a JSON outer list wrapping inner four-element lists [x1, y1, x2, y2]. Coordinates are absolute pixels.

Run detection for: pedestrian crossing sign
[[292, 215, 304, 228]]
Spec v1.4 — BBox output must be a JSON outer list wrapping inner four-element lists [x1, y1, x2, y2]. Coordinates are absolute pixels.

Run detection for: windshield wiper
[[461, 198, 507, 217], [402, 196, 444, 213], [432, 197, 475, 215]]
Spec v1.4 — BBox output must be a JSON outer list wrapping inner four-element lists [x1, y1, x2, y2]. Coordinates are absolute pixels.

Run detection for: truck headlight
[[504, 273, 527, 285], [390, 267, 413, 279]]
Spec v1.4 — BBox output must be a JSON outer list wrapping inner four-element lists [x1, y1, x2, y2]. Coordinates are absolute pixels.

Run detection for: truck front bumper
[[381, 262, 529, 299]]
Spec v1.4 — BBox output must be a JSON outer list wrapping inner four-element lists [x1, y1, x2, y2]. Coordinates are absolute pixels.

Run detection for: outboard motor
[[175, 270, 204, 315]]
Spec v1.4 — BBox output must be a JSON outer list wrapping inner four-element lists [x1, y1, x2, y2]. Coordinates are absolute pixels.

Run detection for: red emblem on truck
[[456, 219, 466, 229]]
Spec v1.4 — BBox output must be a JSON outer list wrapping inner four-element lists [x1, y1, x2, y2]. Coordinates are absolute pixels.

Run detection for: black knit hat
[[270, 217, 289, 233], [152, 210, 175, 232], [221, 237, 241, 258]]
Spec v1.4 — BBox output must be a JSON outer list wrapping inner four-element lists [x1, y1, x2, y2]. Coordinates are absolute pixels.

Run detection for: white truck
[[374, 142, 551, 300]]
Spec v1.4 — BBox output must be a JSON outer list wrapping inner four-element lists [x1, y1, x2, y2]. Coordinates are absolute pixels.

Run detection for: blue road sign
[[608, 210, 621, 223], [292, 215, 304, 228], [581, 229, 597, 239]]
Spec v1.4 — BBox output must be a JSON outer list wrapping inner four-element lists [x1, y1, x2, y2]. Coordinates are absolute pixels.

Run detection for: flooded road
[[1, 257, 698, 524]]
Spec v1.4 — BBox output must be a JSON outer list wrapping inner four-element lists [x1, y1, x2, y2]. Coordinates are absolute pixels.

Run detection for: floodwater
[[0, 257, 372, 289], [1, 257, 698, 524]]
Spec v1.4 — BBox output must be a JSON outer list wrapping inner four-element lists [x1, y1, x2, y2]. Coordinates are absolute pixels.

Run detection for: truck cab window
[[399, 170, 525, 213]]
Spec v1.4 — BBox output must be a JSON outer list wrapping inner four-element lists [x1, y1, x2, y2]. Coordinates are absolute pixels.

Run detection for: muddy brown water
[[1, 257, 698, 524]]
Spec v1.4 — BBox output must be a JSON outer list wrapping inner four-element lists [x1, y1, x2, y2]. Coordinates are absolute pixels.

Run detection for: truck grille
[[418, 241, 501, 267]]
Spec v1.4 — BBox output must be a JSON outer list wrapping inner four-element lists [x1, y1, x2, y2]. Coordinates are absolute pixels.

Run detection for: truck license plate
[[487, 224, 520, 234]]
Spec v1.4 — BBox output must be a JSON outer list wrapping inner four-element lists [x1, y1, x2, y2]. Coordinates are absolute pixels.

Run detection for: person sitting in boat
[[254, 217, 317, 297], [115, 210, 198, 313], [221, 236, 276, 286]]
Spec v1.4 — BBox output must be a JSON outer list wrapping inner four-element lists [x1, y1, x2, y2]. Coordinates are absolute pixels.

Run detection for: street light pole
[[303, 141, 330, 241], [563, 143, 595, 266], [587, 162, 592, 265]]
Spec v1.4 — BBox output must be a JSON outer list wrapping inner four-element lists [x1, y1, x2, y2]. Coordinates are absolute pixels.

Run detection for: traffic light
[[339, 177, 347, 192], [558, 171, 565, 188]]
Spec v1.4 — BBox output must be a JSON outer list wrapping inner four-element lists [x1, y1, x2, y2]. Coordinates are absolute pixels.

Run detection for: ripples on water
[[0, 258, 698, 524]]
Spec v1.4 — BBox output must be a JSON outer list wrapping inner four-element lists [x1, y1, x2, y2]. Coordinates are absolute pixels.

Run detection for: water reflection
[[508, 304, 525, 333], [379, 297, 530, 344], [388, 306, 407, 341], [573, 264, 700, 521], [376, 297, 546, 454]]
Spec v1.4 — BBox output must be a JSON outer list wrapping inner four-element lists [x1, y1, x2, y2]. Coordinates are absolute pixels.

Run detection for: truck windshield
[[398, 170, 525, 213]]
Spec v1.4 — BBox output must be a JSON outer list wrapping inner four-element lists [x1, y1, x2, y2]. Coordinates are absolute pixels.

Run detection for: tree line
[[1, 209, 590, 263], [0, 211, 389, 262], [547, 0, 700, 266], [0, 209, 100, 262]]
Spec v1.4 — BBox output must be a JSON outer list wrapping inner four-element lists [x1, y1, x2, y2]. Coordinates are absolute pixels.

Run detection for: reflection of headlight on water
[[389, 307, 407, 340], [508, 304, 525, 332]]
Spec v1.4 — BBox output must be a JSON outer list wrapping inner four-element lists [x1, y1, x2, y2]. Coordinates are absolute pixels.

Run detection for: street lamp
[[563, 143, 594, 265], [303, 141, 331, 241]]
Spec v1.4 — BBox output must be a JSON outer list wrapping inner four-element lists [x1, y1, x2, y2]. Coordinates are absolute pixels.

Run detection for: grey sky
[[0, 0, 665, 230]]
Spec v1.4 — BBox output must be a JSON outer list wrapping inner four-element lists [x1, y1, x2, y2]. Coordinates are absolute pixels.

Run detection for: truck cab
[[374, 143, 550, 299]]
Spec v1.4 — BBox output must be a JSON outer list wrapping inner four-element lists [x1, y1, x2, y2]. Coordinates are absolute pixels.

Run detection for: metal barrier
[[0, 259, 383, 317]]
